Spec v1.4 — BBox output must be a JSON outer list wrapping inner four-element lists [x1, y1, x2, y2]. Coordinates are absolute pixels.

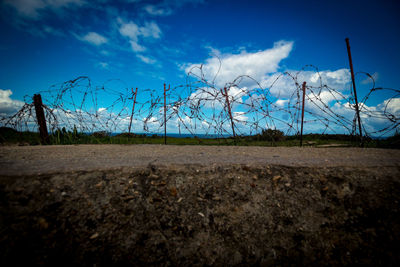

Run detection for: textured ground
[[1, 145, 399, 175], [1, 145, 399, 266]]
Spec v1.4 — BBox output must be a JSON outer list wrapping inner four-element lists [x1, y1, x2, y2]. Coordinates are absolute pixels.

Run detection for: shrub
[[92, 131, 110, 138], [258, 129, 286, 142]]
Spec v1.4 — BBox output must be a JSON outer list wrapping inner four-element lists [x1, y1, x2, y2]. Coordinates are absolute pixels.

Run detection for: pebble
[[90, 233, 99, 239], [272, 175, 281, 181]]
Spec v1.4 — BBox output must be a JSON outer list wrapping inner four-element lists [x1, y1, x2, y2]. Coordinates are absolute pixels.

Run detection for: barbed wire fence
[[1, 63, 399, 144]]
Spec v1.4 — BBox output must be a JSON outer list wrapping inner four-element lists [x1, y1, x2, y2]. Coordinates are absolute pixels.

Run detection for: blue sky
[[0, 0, 399, 136]]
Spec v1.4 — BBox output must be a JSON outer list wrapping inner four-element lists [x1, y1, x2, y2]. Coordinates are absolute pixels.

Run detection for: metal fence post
[[128, 87, 138, 134], [164, 84, 170, 145], [300, 82, 306, 147], [33, 94, 49, 144], [222, 87, 236, 144], [345, 38, 363, 144]]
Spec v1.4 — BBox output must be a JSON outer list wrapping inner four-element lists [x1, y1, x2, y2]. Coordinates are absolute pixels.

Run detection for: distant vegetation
[[0, 126, 399, 149]]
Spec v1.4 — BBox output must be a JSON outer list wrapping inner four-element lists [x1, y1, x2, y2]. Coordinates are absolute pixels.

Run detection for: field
[[1, 127, 399, 148], [1, 145, 400, 265]]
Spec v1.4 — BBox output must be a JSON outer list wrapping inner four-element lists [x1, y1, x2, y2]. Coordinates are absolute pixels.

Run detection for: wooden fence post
[[222, 87, 236, 145], [33, 94, 49, 144], [345, 38, 363, 145]]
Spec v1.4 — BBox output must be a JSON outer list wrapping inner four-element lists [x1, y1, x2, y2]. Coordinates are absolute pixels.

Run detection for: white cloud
[[377, 98, 400, 116], [118, 20, 162, 53], [184, 85, 247, 121], [97, 62, 109, 69], [361, 72, 379, 84], [119, 21, 140, 41], [181, 41, 378, 135], [143, 116, 162, 132], [144, 5, 172, 16], [4, 0, 46, 18], [0, 89, 25, 116], [130, 41, 146, 52], [275, 99, 289, 107], [185, 41, 293, 88], [79, 32, 108, 46], [4, 0, 85, 19], [143, 0, 204, 16], [42, 25, 64, 36], [140, 21, 161, 39], [136, 55, 156, 64], [233, 112, 248, 124], [263, 69, 351, 98], [327, 98, 399, 135], [304, 89, 347, 116]]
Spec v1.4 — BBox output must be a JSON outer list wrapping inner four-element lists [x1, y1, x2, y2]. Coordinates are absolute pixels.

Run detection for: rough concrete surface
[[1, 145, 399, 266]]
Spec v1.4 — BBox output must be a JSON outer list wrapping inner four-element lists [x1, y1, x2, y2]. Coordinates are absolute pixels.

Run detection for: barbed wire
[[1, 64, 399, 139]]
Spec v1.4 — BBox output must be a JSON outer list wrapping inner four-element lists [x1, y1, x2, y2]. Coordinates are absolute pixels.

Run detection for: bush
[[254, 129, 286, 142], [114, 133, 137, 138], [0, 127, 18, 142], [92, 131, 110, 138]]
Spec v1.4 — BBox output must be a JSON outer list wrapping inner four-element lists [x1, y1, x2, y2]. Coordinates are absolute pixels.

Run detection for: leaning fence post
[[33, 94, 49, 144], [345, 38, 363, 145], [128, 87, 138, 134], [222, 87, 236, 145], [300, 82, 306, 147], [164, 84, 170, 145]]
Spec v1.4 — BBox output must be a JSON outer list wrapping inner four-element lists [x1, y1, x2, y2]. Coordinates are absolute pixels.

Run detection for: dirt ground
[[1, 145, 400, 266], [1, 145, 399, 175]]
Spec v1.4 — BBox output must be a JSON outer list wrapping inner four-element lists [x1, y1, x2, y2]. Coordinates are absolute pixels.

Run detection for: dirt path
[[1, 145, 399, 175]]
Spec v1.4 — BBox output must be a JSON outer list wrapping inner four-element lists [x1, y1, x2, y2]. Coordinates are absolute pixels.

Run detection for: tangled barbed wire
[[1, 63, 399, 139]]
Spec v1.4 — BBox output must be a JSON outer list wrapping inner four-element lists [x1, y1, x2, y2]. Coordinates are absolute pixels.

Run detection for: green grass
[[1, 126, 399, 149]]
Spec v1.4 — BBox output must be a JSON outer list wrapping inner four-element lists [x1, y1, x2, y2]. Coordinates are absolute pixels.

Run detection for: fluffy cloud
[[144, 5, 172, 16], [328, 97, 400, 135], [136, 55, 156, 64], [118, 20, 161, 53], [119, 21, 140, 40], [361, 72, 379, 84], [233, 112, 248, 124], [143, 0, 204, 16], [140, 22, 161, 38], [377, 98, 400, 117], [0, 89, 25, 116], [186, 41, 293, 88], [186, 85, 246, 111], [4, 0, 85, 19], [130, 41, 146, 52], [181, 40, 400, 136], [275, 99, 289, 107], [79, 32, 108, 46], [263, 68, 351, 98]]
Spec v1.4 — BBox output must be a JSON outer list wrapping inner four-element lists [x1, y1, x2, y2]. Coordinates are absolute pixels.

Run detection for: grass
[[1, 126, 399, 149]]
